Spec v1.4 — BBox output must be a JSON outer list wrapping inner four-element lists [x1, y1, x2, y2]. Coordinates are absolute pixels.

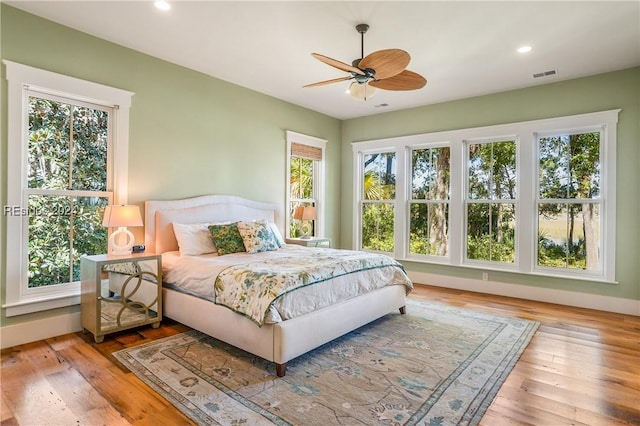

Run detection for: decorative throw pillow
[[237, 220, 280, 253], [173, 222, 218, 256], [208, 223, 246, 255]]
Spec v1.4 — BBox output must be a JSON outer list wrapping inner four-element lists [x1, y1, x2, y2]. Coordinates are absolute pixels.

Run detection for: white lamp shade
[[102, 205, 143, 228], [293, 206, 316, 221]]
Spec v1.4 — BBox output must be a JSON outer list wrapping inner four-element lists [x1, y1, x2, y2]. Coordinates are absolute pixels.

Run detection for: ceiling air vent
[[533, 69, 557, 79]]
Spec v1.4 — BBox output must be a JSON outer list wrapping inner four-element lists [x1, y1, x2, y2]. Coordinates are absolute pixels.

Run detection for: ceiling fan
[[304, 24, 427, 101]]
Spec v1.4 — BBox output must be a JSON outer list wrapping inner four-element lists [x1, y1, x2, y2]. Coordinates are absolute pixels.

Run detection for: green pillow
[[208, 223, 245, 255]]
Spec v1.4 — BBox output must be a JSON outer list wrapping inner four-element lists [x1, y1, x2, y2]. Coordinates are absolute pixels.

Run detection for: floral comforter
[[214, 248, 411, 326]]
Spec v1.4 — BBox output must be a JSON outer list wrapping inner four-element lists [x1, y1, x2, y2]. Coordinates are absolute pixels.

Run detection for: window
[[285, 131, 326, 239], [4, 61, 133, 316], [361, 151, 396, 252], [409, 146, 450, 257], [537, 130, 602, 273], [352, 109, 618, 282], [465, 139, 517, 264]]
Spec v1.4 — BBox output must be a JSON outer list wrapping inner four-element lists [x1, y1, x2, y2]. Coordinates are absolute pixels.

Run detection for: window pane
[[538, 203, 600, 270], [467, 203, 515, 263], [412, 147, 450, 200], [28, 195, 108, 287], [290, 157, 314, 199], [28, 195, 72, 287], [468, 141, 516, 200], [72, 196, 110, 280], [468, 143, 491, 199], [539, 132, 600, 199], [409, 203, 448, 256], [28, 98, 109, 191], [28, 97, 71, 190], [364, 152, 396, 200], [492, 141, 516, 199], [569, 133, 600, 199], [72, 106, 109, 191], [362, 203, 394, 251]]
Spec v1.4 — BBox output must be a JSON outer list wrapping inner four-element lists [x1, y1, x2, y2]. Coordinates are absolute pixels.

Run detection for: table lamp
[[293, 206, 316, 239], [102, 205, 143, 255]]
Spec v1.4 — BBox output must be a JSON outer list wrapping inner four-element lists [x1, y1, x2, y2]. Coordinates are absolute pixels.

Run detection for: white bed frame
[[144, 194, 407, 376]]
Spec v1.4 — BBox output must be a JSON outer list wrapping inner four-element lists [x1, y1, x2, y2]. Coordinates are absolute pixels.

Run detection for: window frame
[[352, 109, 619, 283], [533, 125, 607, 279], [463, 136, 519, 269], [285, 130, 326, 239], [3, 60, 134, 316]]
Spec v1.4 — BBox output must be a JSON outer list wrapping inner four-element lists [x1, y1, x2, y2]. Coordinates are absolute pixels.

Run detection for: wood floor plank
[[2, 283, 639, 426]]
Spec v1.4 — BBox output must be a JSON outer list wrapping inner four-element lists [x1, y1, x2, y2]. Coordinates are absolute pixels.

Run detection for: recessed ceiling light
[[517, 46, 532, 53], [154, 0, 171, 11]]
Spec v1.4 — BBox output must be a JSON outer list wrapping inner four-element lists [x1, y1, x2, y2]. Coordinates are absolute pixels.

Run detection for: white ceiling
[[7, 1, 640, 120]]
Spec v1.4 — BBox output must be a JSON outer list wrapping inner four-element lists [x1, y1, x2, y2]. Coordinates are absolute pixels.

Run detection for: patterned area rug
[[114, 299, 538, 425]]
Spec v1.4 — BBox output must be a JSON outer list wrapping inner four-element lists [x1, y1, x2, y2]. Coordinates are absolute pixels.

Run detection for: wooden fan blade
[[303, 76, 353, 88], [311, 53, 365, 76], [358, 49, 410, 80], [369, 70, 427, 91]]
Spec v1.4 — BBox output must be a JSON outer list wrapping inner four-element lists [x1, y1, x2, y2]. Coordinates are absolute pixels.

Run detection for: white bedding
[[162, 245, 412, 324]]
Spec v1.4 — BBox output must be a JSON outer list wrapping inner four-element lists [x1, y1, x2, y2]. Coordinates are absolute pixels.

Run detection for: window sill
[[399, 257, 618, 285], [3, 293, 80, 317]]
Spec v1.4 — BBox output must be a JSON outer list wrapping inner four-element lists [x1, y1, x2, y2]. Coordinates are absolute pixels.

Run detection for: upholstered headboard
[[145, 195, 282, 254]]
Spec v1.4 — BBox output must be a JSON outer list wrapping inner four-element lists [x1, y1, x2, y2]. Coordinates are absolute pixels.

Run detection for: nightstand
[[81, 253, 162, 343], [286, 237, 331, 248]]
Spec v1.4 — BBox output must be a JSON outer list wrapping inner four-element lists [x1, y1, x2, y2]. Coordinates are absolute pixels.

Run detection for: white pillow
[[268, 222, 285, 247], [172, 222, 218, 256]]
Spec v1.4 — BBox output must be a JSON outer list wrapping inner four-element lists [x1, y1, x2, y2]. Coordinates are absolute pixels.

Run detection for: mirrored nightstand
[[81, 253, 162, 343]]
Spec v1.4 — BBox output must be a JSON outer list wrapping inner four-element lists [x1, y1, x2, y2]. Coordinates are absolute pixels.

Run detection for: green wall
[[1, 4, 638, 334], [341, 67, 640, 301], [0, 5, 341, 327]]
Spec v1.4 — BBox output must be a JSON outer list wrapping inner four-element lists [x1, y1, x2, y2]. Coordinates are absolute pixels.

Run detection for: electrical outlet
[[482, 272, 489, 281]]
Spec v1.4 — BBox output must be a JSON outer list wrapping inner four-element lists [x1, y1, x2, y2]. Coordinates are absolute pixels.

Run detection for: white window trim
[[352, 109, 619, 283], [3, 60, 134, 316], [285, 130, 327, 238]]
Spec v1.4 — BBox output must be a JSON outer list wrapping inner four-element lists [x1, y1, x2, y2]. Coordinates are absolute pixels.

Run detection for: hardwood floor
[[2, 284, 639, 425]]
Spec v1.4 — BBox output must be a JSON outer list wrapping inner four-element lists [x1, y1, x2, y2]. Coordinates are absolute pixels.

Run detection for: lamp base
[[300, 220, 312, 239], [109, 227, 134, 255]]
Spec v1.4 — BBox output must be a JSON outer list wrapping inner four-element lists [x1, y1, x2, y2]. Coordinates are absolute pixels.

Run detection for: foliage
[[538, 132, 600, 270], [27, 97, 109, 287], [362, 153, 395, 252], [362, 203, 394, 252], [289, 157, 314, 238]]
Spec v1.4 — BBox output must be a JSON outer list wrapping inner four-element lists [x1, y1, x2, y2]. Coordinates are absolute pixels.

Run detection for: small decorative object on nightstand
[[286, 237, 331, 248], [81, 253, 162, 343]]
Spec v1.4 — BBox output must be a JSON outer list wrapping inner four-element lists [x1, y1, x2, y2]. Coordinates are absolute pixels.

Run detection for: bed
[[114, 194, 412, 376]]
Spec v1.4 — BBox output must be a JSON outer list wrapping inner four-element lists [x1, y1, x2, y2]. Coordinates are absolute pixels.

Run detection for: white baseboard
[[408, 271, 640, 316], [0, 311, 82, 349], [2, 273, 638, 349]]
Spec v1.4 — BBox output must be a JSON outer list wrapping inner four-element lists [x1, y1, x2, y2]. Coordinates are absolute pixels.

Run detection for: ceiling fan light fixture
[[349, 82, 376, 101]]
